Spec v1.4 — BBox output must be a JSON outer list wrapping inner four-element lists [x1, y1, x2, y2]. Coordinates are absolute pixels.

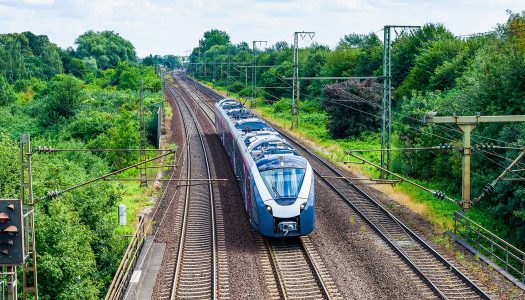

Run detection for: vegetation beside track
[[0, 30, 181, 298]]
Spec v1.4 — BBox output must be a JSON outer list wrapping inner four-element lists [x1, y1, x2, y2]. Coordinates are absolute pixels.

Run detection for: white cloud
[[0, 0, 522, 56], [21, 0, 54, 5]]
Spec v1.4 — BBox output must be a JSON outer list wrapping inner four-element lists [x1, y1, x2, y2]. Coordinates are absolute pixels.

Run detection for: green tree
[[199, 29, 230, 52], [0, 74, 16, 105], [0, 37, 26, 82], [75, 31, 137, 70], [40, 74, 84, 125]]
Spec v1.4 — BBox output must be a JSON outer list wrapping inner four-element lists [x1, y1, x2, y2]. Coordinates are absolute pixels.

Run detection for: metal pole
[[227, 46, 231, 89], [20, 134, 38, 300], [252, 41, 256, 106], [291, 32, 315, 129], [381, 26, 391, 178], [292, 32, 299, 129], [139, 81, 147, 186], [459, 124, 475, 210], [7, 266, 16, 300], [252, 40, 267, 107], [380, 25, 420, 177]]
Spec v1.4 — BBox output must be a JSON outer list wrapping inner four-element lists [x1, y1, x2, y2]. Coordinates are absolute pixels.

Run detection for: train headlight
[[300, 203, 306, 212], [265, 205, 273, 215]]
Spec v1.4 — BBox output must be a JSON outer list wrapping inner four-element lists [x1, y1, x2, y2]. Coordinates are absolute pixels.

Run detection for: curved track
[[162, 78, 218, 299], [177, 74, 342, 300], [185, 74, 492, 300]]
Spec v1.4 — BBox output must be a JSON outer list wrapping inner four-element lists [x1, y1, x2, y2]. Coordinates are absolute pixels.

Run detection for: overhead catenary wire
[[346, 152, 458, 205], [477, 149, 525, 170], [39, 149, 176, 203], [329, 99, 458, 143], [345, 145, 455, 153], [32, 147, 173, 154]]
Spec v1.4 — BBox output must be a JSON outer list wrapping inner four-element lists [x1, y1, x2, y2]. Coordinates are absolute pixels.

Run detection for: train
[[214, 98, 315, 237]]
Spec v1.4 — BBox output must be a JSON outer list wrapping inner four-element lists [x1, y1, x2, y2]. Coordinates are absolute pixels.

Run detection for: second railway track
[[162, 77, 227, 300], [185, 74, 492, 300]]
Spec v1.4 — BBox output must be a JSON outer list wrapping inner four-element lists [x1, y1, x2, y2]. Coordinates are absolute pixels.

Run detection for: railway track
[[184, 74, 492, 300], [160, 77, 220, 299], [264, 237, 342, 300], [176, 73, 342, 300]]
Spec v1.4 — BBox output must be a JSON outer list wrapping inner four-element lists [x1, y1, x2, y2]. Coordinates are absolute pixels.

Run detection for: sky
[[0, 0, 523, 57]]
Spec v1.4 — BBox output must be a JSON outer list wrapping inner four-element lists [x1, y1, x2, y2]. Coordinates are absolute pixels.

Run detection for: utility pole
[[184, 50, 191, 74], [139, 81, 147, 186], [198, 49, 202, 77], [184, 50, 192, 75], [380, 25, 420, 177], [227, 46, 232, 89], [213, 53, 216, 83], [291, 31, 315, 129], [252, 40, 267, 108], [204, 52, 207, 77], [424, 113, 525, 210], [20, 134, 38, 300]]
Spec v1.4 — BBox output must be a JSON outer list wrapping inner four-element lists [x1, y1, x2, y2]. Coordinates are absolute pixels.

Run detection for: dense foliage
[[75, 31, 137, 70], [190, 12, 525, 248], [0, 30, 169, 298]]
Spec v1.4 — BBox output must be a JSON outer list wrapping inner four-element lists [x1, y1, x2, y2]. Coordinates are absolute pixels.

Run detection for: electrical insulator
[[0, 199, 24, 265], [434, 191, 446, 200], [36, 146, 55, 154], [482, 184, 495, 195], [46, 190, 61, 199]]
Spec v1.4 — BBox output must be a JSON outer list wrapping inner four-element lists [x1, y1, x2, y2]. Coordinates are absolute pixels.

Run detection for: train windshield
[[260, 168, 305, 199]]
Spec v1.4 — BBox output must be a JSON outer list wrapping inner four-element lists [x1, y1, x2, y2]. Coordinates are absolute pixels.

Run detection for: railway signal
[[0, 199, 24, 266]]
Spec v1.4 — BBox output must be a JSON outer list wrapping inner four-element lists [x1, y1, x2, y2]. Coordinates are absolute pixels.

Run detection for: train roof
[[217, 98, 308, 170]]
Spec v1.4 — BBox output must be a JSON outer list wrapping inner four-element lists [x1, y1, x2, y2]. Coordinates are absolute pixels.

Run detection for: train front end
[[252, 155, 315, 237]]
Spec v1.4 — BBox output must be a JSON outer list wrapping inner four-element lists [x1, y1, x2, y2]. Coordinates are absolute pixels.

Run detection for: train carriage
[[215, 99, 315, 237]]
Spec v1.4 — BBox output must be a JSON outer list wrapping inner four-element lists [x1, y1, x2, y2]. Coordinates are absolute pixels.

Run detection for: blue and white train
[[215, 99, 315, 237]]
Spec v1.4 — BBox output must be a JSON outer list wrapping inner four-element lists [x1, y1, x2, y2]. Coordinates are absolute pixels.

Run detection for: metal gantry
[[291, 31, 315, 129], [252, 40, 267, 107], [380, 25, 420, 177]]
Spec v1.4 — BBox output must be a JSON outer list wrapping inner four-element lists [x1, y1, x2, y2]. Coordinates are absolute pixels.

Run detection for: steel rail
[[264, 239, 288, 300], [299, 238, 333, 300], [166, 76, 218, 300], [188, 75, 492, 300]]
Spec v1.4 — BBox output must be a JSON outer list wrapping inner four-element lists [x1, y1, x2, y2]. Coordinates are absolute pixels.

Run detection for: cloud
[[21, 0, 54, 5], [0, 0, 523, 56]]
